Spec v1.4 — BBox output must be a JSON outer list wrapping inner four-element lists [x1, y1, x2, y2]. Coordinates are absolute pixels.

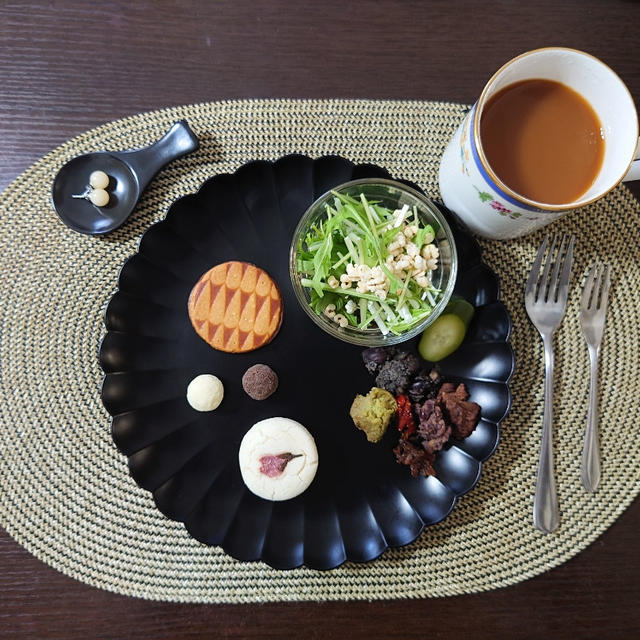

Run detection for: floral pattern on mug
[[473, 186, 523, 219], [490, 200, 512, 213], [459, 112, 471, 177]]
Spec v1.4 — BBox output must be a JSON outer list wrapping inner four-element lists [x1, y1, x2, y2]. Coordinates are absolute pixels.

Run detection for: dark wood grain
[[1, 1, 639, 638]]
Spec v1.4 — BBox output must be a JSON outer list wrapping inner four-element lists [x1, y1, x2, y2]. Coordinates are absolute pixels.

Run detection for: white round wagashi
[[186, 374, 224, 411], [238, 417, 318, 501]]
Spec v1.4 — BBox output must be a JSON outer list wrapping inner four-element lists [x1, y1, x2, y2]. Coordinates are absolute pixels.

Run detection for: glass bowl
[[289, 178, 458, 346]]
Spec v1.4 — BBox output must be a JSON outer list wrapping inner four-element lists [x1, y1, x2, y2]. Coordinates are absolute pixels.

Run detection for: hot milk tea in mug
[[481, 79, 604, 204], [439, 48, 640, 239]]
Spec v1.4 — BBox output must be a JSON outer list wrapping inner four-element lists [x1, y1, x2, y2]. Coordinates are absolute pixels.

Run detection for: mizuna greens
[[296, 191, 442, 335]]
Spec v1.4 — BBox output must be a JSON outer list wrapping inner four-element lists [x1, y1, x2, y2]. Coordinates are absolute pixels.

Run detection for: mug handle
[[623, 138, 640, 182]]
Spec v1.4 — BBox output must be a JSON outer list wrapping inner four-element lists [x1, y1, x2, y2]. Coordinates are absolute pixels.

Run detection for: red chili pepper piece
[[396, 394, 416, 437]]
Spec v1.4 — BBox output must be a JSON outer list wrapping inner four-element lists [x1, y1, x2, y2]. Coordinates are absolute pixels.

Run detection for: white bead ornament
[[89, 170, 109, 189], [88, 188, 110, 207], [71, 170, 112, 207]]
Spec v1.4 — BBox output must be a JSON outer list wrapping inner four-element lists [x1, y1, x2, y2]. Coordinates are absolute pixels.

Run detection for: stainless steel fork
[[580, 264, 611, 493], [525, 234, 575, 533]]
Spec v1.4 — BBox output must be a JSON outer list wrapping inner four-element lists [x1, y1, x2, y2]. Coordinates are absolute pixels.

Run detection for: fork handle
[[581, 346, 601, 492], [533, 334, 560, 533]]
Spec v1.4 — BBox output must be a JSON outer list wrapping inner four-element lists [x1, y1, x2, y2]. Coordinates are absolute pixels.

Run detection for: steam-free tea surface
[[480, 79, 604, 204]]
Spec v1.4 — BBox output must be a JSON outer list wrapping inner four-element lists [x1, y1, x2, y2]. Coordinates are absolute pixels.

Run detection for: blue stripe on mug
[[470, 105, 544, 213]]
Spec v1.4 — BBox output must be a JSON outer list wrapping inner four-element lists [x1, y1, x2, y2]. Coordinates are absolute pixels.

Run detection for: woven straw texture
[[0, 99, 638, 603]]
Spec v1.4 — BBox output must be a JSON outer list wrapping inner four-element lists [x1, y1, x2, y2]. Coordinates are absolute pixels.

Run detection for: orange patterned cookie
[[188, 261, 283, 353]]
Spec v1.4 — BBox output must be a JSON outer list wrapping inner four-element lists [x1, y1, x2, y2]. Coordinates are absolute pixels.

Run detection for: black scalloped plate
[[99, 155, 514, 570]]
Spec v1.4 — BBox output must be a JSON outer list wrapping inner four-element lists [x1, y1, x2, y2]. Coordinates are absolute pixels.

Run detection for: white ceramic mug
[[438, 47, 640, 240]]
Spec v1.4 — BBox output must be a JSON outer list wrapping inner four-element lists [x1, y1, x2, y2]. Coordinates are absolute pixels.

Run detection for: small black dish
[[51, 120, 199, 235]]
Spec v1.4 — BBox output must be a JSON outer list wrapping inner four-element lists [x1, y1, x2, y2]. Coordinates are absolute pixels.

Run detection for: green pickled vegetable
[[418, 314, 467, 362], [444, 298, 475, 328]]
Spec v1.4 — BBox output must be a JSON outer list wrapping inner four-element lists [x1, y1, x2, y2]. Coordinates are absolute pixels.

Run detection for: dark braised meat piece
[[393, 439, 436, 477], [436, 381, 456, 400], [438, 382, 481, 439], [408, 368, 443, 404], [362, 347, 393, 375], [417, 398, 451, 452]]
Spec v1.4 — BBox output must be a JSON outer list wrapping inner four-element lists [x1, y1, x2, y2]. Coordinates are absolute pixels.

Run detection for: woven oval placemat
[[0, 99, 639, 603]]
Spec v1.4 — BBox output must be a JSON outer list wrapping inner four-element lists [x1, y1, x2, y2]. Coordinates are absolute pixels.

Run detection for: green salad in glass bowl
[[289, 178, 458, 346]]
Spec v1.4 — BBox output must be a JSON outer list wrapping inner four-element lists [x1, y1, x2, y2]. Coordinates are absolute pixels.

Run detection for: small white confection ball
[[186, 374, 224, 411], [89, 188, 110, 207], [89, 170, 110, 189]]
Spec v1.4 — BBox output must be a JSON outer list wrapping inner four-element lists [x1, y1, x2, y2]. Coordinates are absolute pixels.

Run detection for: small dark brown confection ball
[[242, 364, 278, 400]]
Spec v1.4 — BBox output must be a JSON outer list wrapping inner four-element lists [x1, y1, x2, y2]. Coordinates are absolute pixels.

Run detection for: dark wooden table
[[1, 2, 639, 638]]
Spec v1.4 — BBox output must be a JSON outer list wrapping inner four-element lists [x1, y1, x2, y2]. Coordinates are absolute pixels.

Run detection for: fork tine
[[581, 263, 598, 310], [557, 234, 575, 302], [549, 234, 566, 302], [592, 263, 604, 309], [539, 235, 557, 301], [599, 263, 611, 313], [525, 234, 548, 301]]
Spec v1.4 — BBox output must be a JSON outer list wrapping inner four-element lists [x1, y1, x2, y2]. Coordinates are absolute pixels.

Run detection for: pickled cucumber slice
[[418, 313, 467, 362], [444, 298, 475, 328]]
